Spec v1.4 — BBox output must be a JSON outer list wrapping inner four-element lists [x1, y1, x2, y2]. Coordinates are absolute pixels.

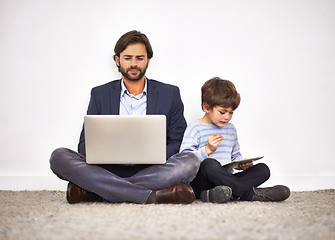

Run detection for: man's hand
[[236, 161, 253, 171], [205, 133, 224, 155]]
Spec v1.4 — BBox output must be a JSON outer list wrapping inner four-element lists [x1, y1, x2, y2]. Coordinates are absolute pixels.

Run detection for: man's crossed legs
[[50, 148, 200, 204]]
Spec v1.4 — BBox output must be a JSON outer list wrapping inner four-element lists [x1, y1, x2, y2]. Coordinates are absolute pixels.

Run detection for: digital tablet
[[223, 156, 264, 170]]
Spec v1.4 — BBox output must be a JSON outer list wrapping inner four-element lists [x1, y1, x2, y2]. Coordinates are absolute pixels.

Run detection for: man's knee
[[50, 147, 67, 168], [49, 147, 80, 175], [181, 151, 200, 172], [49, 147, 68, 179], [175, 152, 200, 182]]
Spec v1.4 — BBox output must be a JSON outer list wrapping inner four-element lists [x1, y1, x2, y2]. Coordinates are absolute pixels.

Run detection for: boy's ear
[[202, 102, 210, 113]]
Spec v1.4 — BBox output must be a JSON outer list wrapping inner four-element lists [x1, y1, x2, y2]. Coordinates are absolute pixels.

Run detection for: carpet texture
[[0, 189, 334, 240]]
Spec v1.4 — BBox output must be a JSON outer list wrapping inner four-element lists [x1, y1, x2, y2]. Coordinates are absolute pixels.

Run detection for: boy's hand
[[205, 133, 224, 155], [236, 161, 253, 170]]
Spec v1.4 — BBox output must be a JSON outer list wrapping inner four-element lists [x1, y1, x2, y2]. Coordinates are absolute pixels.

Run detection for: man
[[50, 30, 199, 204]]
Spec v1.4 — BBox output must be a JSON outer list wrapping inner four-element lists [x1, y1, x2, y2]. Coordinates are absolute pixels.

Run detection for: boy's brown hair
[[201, 77, 241, 110]]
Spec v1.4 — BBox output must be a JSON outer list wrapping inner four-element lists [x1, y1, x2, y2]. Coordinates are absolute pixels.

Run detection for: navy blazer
[[78, 79, 187, 160]]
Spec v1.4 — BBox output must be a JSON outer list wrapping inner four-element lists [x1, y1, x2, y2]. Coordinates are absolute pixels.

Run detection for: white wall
[[1, 0, 334, 191]]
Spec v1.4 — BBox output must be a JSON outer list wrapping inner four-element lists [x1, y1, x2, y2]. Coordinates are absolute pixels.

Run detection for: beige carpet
[[0, 189, 334, 240]]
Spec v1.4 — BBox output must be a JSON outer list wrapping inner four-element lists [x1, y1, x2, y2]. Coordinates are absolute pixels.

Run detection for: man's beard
[[119, 64, 148, 82]]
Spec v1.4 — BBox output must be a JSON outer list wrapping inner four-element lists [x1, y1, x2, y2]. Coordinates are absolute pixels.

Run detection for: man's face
[[115, 43, 150, 82]]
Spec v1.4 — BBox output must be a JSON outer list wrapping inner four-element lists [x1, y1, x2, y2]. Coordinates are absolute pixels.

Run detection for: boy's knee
[[256, 163, 271, 180], [200, 158, 221, 173]]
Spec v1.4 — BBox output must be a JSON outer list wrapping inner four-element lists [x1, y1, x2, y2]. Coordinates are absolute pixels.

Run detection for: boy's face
[[203, 104, 234, 127]]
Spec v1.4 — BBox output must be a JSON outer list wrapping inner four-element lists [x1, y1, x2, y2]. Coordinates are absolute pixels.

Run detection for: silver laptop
[[84, 115, 166, 164]]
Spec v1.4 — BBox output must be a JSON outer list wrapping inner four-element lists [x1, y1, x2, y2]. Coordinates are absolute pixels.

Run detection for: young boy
[[180, 77, 290, 203]]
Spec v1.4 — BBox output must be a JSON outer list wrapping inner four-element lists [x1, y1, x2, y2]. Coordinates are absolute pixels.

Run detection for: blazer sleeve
[[77, 88, 100, 155], [77, 80, 120, 156], [165, 86, 187, 159]]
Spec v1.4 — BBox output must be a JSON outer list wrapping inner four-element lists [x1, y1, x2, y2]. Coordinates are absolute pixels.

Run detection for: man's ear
[[114, 55, 120, 67], [202, 102, 210, 113]]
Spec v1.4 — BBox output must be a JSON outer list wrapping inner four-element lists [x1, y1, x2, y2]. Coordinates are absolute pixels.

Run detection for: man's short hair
[[113, 30, 153, 61], [201, 77, 241, 110]]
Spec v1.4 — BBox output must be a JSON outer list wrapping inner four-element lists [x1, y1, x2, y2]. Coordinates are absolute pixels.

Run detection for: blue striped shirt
[[180, 120, 243, 166]]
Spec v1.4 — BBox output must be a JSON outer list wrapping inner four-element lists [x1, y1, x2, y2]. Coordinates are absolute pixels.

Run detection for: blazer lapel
[[147, 80, 157, 114], [110, 79, 122, 115]]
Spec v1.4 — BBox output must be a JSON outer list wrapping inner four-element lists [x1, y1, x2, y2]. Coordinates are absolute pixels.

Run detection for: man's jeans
[[50, 148, 199, 204]]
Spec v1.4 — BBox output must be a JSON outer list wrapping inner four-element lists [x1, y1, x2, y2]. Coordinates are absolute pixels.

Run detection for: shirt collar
[[120, 78, 147, 97]]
